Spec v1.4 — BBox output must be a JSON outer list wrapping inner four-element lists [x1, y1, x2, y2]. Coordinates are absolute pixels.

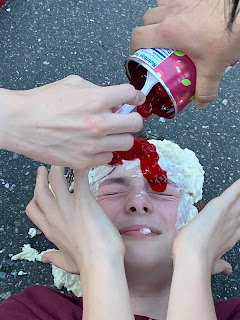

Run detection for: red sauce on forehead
[[109, 137, 167, 192]]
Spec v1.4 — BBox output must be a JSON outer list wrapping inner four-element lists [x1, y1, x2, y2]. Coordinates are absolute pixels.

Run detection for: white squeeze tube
[[116, 71, 158, 114]]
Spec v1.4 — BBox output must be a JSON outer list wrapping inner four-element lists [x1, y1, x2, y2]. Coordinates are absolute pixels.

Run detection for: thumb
[[212, 259, 232, 275], [41, 251, 68, 269], [194, 62, 224, 108], [41, 250, 64, 266], [42, 251, 80, 274]]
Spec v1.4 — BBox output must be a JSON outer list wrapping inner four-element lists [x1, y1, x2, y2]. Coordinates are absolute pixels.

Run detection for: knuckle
[[124, 134, 134, 149], [135, 113, 143, 130], [65, 74, 81, 84], [196, 93, 218, 104], [158, 20, 180, 40], [26, 202, 33, 217], [131, 27, 142, 47], [83, 115, 102, 135], [123, 84, 137, 99], [142, 9, 152, 25], [34, 185, 41, 199], [130, 113, 143, 131]]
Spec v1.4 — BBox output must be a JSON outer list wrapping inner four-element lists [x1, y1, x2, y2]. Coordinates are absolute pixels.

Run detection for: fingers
[[103, 112, 143, 135], [42, 251, 80, 274], [130, 23, 180, 53], [34, 166, 55, 213], [156, 0, 171, 7], [41, 251, 65, 267], [194, 62, 224, 107], [99, 84, 145, 109], [143, 7, 166, 26], [212, 259, 232, 275], [73, 169, 91, 196], [91, 152, 114, 167], [97, 133, 134, 153], [219, 178, 240, 210], [26, 198, 47, 232], [48, 166, 69, 199]]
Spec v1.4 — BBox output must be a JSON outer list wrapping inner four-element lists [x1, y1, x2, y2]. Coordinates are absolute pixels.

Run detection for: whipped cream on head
[[87, 139, 204, 230], [148, 139, 204, 230]]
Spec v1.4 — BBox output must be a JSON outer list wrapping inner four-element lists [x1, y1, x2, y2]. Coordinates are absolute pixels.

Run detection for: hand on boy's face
[[26, 166, 126, 274]]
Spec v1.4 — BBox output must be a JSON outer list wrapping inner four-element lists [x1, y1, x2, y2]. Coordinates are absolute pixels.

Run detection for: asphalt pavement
[[0, 0, 239, 303]]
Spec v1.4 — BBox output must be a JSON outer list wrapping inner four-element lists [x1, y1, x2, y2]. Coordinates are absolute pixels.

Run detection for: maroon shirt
[[0, 284, 239, 320], [0, 0, 7, 9]]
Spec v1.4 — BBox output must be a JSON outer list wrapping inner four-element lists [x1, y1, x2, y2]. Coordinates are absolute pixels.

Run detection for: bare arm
[[166, 178, 240, 320], [79, 256, 134, 320], [131, 0, 240, 108], [26, 166, 134, 320], [167, 251, 216, 320], [0, 76, 145, 169]]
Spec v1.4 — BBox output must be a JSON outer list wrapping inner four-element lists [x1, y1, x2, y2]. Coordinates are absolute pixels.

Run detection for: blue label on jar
[[131, 48, 174, 69]]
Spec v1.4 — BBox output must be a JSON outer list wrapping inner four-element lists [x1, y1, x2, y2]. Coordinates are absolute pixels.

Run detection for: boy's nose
[[125, 191, 153, 215]]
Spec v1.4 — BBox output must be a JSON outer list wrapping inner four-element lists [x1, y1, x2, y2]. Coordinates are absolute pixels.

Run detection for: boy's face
[[97, 162, 182, 270]]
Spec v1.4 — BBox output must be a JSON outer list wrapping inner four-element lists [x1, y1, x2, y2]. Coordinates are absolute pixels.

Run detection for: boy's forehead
[[98, 163, 176, 190], [106, 161, 142, 178]]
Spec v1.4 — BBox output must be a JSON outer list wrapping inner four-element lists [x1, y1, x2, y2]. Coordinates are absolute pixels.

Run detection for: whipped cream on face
[[148, 139, 204, 230], [88, 139, 204, 230]]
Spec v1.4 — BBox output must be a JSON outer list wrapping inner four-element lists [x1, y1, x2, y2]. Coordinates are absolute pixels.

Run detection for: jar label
[[131, 48, 174, 69]]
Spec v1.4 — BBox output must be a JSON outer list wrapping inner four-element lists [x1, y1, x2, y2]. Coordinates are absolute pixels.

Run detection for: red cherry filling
[[155, 83, 169, 98], [109, 137, 167, 192], [127, 61, 175, 119]]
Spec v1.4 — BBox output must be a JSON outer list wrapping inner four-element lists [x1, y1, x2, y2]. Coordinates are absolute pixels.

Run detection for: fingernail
[[37, 167, 42, 174], [41, 257, 50, 263], [138, 91, 146, 104], [197, 103, 208, 109]]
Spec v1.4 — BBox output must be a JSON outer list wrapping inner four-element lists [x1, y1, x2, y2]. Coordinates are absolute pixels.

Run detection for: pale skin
[[26, 164, 240, 320], [130, 0, 240, 108], [0, 76, 145, 169]]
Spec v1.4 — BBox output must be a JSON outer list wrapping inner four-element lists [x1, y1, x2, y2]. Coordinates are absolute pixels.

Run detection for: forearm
[[0, 88, 22, 151], [0, 88, 35, 156], [167, 250, 216, 320], [79, 255, 134, 320], [0, 88, 12, 150]]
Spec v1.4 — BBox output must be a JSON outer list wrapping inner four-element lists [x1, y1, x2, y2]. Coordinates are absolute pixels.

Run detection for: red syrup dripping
[[109, 137, 167, 192]]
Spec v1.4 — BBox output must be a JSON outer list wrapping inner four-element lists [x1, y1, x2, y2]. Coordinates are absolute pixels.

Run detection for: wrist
[[0, 88, 30, 152], [172, 246, 212, 275], [0, 88, 21, 150], [0, 88, 13, 149], [78, 255, 134, 320], [77, 252, 125, 275]]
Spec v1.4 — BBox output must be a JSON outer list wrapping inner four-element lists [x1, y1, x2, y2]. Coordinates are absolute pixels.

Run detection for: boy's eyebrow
[[100, 177, 129, 186]]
